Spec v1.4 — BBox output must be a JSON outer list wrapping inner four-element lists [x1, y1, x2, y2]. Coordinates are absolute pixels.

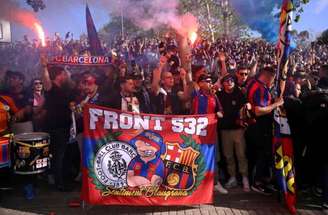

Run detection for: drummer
[[0, 93, 24, 192]]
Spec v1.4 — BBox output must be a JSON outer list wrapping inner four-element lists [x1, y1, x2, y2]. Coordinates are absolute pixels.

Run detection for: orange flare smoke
[[189, 32, 197, 45], [34, 23, 46, 47]]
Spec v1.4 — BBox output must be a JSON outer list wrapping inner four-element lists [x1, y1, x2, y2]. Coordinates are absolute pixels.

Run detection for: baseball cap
[[221, 73, 235, 84], [197, 74, 212, 83]]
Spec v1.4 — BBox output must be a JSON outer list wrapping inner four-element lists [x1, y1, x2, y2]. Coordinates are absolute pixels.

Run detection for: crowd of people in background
[[0, 33, 327, 209]]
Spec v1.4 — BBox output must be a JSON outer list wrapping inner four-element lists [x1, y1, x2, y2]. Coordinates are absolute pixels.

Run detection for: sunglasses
[[201, 80, 212, 83], [239, 72, 248, 76], [223, 78, 234, 83], [34, 81, 43, 85]]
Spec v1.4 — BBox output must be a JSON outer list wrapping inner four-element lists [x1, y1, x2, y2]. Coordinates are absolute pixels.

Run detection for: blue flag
[[86, 4, 104, 56]]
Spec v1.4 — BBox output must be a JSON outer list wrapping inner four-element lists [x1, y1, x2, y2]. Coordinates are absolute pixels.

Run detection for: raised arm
[[151, 55, 167, 95], [177, 68, 194, 102], [40, 55, 52, 91], [217, 52, 228, 77], [249, 57, 258, 77]]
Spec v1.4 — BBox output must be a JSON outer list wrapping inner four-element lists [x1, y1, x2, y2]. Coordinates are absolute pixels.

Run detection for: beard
[[61, 80, 73, 91]]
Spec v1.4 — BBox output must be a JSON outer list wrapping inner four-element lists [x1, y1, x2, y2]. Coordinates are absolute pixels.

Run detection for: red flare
[[34, 22, 46, 47]]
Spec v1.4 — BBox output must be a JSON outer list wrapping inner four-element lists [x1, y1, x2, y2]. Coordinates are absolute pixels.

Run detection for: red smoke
[[0, 0, 45, 43], [0, 1, 40, 29]]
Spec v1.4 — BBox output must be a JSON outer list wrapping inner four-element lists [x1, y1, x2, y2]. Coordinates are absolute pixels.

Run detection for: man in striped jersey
[[190, 74, 227, 194], [246, 67, 284, 195]]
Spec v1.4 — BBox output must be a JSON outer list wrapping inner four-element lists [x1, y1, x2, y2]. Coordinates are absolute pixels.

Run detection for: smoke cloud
[[93, 0, 199, 37], [230, 0, 280, 42], [0, 0, 41, 30], [36, 0, 199, 37], [1, 0, 199, 40]]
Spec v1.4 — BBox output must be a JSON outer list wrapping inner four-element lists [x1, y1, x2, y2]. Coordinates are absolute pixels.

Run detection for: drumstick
[[29, 155, 40, 166]]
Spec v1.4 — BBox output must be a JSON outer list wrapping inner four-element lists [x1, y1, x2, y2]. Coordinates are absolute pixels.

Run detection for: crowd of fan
[[0, 34, 327, 209]]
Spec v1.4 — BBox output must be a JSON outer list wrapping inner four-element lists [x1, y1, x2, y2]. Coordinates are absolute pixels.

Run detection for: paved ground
[[0, 180, 326, 215]]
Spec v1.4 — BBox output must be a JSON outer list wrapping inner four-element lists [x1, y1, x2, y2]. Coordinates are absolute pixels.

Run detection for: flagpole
[[120, 0, 124, 39]]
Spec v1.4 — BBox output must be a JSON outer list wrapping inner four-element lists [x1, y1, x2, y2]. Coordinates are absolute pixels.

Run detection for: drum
[[11, 121, 33, 135], [13, 132, 51, 175], [0, 137, 10, 168]]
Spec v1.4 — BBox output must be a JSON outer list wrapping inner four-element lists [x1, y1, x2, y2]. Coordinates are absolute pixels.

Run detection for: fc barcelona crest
[[162, 142, 200, 191]]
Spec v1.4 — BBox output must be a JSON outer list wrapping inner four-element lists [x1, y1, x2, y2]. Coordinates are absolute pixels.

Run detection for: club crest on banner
[[94, 141, 137, 189], [162, 142, 200, 190]]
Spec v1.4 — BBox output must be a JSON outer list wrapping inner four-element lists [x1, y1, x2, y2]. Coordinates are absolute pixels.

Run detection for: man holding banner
[[246, 67, 284, 195], [190, 73, 227, 194]]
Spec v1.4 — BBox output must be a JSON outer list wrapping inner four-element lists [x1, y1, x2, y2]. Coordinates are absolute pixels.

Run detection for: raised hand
[[217, 52, 226, 62]]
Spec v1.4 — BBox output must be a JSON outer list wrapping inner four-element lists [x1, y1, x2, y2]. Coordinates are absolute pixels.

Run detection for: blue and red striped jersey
[[191, 90, 222, 114], [247, 79, 272, 108], [128, 156, 164, 180]]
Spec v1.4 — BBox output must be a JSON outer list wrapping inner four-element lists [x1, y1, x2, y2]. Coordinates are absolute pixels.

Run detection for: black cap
[[197, 74, 212, 83], [221, 73, 235, 84]]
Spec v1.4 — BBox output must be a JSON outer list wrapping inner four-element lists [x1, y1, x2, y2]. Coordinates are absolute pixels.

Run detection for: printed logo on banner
[[162, 142, 199, 190], [89, 131, 206, 194], [93, 141, 137, 189]]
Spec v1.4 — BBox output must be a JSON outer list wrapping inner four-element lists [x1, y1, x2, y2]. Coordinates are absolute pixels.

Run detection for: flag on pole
[[274, 0, 296, 214], [276, 0, 294, 95], [86, 4, 104, 56]]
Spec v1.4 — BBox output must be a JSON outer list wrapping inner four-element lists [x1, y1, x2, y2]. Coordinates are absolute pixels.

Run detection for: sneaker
[[264, 183, 278, 193], [0, 183, 13, 191], [0, 179, 13, 191], [251, 184, 272, 196], [312, 186, 323, 198], [225, 177, 238, 189], [23, 184, 35, 200], [242, 176, 250, 192], [323, 202, 328, 210], [215, 182, 228, 194]]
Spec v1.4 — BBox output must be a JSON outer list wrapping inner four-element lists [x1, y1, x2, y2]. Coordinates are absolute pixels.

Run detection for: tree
[[99, 16, 158, 44], [317, 29, 328, 44], [99, 0, 311, 42], [179, 0, 249, 41]]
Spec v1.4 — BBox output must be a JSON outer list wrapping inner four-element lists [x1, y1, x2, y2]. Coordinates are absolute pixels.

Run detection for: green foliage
[[99, 16, 158, 43], [179, 0, 249, 39], [294, 0, 311, 22], [318, 29, 328, 45], [99, 0, 250, 41], [180, 134, 206, 195]]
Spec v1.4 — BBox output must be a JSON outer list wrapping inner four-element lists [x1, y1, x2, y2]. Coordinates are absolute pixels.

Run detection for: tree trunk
[[205, 0, 215, 42]]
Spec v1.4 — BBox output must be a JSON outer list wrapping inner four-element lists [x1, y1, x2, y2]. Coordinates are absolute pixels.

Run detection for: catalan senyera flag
[[86, 4, 104, 56], [274, 0, 296, 214], [81, 104, 217, 205]]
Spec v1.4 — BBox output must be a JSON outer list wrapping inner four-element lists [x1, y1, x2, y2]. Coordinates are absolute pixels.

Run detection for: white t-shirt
[[121, 96, 140, 113]]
